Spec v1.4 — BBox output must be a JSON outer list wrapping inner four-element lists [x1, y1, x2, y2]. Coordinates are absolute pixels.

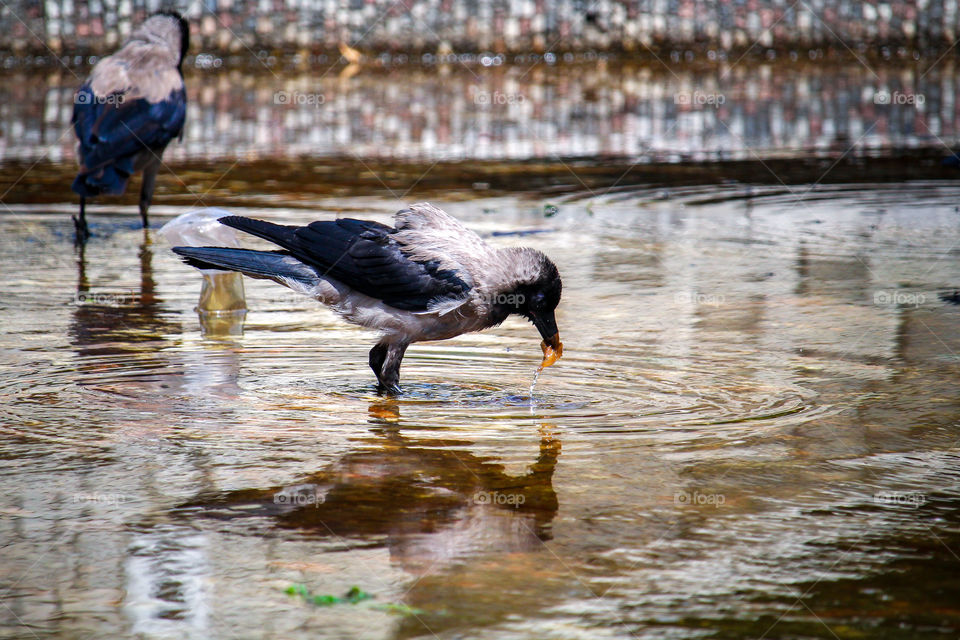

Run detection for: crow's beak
[[532, 311, 563, 369]]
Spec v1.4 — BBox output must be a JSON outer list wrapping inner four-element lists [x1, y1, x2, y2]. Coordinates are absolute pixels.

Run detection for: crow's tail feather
[[172, 246, 318, 285], [217, 216, 300, 249]]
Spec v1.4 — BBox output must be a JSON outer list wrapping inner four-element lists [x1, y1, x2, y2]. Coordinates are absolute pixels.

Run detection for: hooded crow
[[71, 12, 189, 242], [172, 203, 563, 392]]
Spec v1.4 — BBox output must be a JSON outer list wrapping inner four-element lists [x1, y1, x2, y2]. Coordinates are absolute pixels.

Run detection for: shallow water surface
[[2, 185, 960, 639]]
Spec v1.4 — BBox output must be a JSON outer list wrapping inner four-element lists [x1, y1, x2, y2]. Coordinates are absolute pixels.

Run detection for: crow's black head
[[493, 250, 562, 348]]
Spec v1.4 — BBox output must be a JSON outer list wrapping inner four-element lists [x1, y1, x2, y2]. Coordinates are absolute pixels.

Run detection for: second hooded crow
[[172, 203, 563, 392], [71, 12, 189, 242]]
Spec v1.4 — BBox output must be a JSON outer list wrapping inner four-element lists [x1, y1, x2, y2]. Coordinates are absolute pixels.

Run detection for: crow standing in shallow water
[[71, 12, 189, 243], [172, 203, 564, 393]]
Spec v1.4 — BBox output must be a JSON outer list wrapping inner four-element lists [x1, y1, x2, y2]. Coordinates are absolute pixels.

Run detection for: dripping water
[[529, 366, 544, 413]]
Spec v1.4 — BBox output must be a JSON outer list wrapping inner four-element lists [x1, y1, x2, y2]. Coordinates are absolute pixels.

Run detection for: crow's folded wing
[[219, 216, 472, 312]]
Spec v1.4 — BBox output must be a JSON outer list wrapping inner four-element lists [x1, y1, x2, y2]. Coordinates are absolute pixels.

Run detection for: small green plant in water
[[285, 583, 371, 606], [285, 584, 423, 614], [343, 586, 373, 603]]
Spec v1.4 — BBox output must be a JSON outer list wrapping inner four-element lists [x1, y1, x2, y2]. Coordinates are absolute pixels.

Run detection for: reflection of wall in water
[[3, 64, 959, 163]]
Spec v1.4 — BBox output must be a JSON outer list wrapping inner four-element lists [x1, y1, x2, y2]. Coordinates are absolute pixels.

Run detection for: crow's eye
[[531, 292, 545, 305]]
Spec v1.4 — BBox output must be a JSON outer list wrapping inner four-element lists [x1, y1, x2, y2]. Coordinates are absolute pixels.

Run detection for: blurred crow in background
[[71, 12, 189, 243]]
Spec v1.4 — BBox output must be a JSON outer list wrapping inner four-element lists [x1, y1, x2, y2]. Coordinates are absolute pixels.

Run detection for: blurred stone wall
[[2, 0, 959, 56]]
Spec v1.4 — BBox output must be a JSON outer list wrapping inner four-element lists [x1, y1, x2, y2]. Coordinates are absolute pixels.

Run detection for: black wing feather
[[172, 246, 318, 285], [218, 215, 470, 311]]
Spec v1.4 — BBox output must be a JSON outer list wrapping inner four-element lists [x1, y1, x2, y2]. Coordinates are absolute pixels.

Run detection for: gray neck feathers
[[127, 16, 182, 64]]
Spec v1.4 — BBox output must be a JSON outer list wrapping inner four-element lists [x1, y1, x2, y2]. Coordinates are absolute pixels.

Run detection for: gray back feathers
[[393, 202, 556, 309], [88, 14, 184, 102], [392, 202, 490, 286]]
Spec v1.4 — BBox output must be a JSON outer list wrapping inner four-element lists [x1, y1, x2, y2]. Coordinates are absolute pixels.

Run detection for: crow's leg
[[369, 343, 388, 380], [73, 196, 89, 244], [139, 157, 161, 229], [369, 340, 409, 394]]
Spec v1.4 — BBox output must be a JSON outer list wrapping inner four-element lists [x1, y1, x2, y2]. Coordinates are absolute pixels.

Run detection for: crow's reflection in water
[[70, 231, 179, 353], [174, 405, 560, 573], [69, 232, 244, 399]]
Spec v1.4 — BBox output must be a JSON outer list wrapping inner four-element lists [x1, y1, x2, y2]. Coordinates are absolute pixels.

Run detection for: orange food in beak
[[539, 333, 563, 370]]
